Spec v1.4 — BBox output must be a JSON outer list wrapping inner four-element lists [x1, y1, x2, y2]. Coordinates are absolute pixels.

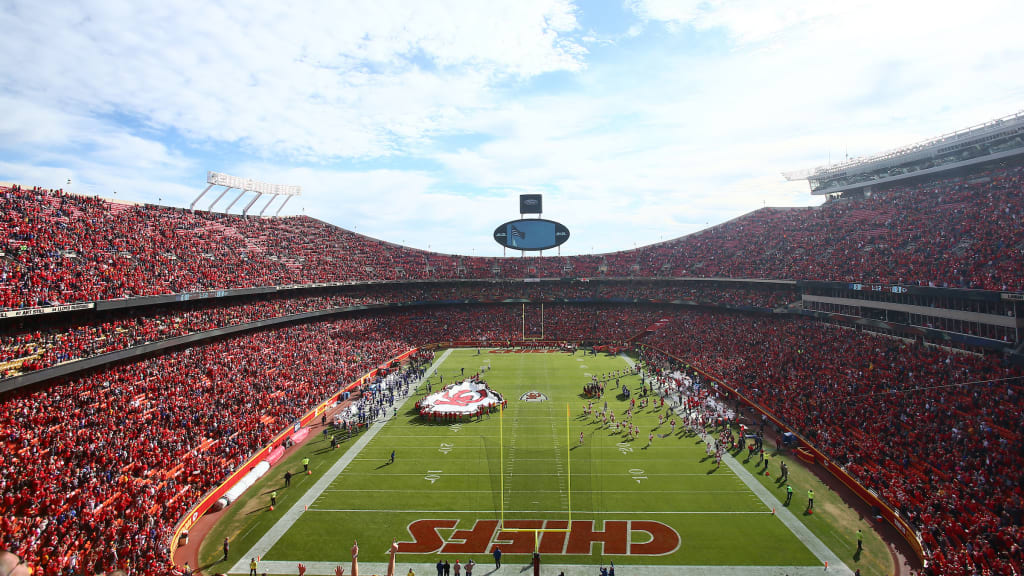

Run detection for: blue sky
[[1, 0, 1023, 255]]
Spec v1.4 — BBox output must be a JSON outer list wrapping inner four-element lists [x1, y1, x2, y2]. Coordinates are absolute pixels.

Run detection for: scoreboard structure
[[493, 194, 570, 253]]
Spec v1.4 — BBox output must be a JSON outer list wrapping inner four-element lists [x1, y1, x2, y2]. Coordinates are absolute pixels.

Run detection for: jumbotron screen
[[493, 218, 570, 251]]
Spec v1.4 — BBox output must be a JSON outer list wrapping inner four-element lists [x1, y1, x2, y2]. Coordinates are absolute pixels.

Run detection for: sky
[[1, 0, 1023, 256]]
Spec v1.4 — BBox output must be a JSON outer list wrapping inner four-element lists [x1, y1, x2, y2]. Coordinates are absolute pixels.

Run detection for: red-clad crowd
[[0, 158, 1022, 576], [2, 163, 1022, 313], [639, 310, 1024, 576], [337, 303, 671, 345], [1, 282, 793, 378], [0, 294, 368, 376], [0, 303, 675, 576], [0, 319, 411, 576], [0, 302, 1022, 575]]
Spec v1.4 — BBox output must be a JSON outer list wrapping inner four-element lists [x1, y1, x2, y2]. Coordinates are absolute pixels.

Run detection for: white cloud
[[0, 0, 585, 160], [1, 0, 1023, 257]]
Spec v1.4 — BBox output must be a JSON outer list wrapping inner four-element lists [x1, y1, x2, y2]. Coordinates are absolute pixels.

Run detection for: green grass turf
[[255, 349, 821, 567]]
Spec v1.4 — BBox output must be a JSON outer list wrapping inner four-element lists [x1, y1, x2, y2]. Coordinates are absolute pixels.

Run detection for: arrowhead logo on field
[[434, 389, 487, 407], [520, 391, 548, 402]]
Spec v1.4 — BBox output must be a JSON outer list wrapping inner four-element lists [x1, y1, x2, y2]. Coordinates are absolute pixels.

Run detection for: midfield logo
[[520, 391, 549, 402]]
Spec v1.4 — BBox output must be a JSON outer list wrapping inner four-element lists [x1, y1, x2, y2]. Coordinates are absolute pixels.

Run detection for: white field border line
[[245, 561, 836, 576], [306, 508, 770, 514], [231, 349, 453, 574], [717, 435, 852, 574]]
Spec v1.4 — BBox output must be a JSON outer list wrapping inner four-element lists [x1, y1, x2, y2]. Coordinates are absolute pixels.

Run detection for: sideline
[[621, 353, 852, 575], [229, 349, 453, 573]]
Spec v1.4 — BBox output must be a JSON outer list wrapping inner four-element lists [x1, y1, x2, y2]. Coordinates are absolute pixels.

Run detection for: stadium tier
[[2, 163, 1023, 313], [1, 160, 1023, 576], [0, 282, 797, 378]]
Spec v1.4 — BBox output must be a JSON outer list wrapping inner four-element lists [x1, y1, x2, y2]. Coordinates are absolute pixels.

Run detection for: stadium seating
[[0, 282, 794, 378], [1, 159, 1023, 576], [0, 304, 1021, 575], [2, 165, 1021, 313], [0, 318, 412, 576], [638, 310, 1024, 576], [0, 304, 673, 575]]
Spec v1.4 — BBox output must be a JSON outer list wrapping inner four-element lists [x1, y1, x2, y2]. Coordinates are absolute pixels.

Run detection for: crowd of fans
[[1, 282, 791, 378], [0, 318, 411, 576], [638, 310, 1024, 576], [0, 294, 369, 376], [335, 304, 672, 345], [0, 301, 1022, 575], [1, 160, 1022, 576], [1, 164, 1021, 313], [0, 303, 677, 576]]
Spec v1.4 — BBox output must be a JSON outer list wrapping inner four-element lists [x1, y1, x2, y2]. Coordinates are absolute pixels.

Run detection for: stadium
[[2, 110, 1023, 576], [2, 1, 1024, 573]]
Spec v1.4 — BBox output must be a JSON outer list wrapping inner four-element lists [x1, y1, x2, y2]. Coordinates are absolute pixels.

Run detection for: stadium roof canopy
[[784, 110, 1024, 195]]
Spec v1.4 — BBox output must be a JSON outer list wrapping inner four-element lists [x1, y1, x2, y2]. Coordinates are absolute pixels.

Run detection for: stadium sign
[[848, 283, 908, 294], [493, 219, 570, 251], [519, 193, 543, 214], [398, 519, 680, 555], [0, 302, 94, 318]]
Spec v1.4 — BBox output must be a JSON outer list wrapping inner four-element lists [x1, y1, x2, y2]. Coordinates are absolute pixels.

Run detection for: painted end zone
[[399, 519, 680, 556]]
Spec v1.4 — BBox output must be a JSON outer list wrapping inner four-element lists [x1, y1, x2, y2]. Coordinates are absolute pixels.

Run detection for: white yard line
[[230, 349, 453, 574]]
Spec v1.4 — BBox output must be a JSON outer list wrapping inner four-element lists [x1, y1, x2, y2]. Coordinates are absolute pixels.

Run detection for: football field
[[220, 348, 852, 575]]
